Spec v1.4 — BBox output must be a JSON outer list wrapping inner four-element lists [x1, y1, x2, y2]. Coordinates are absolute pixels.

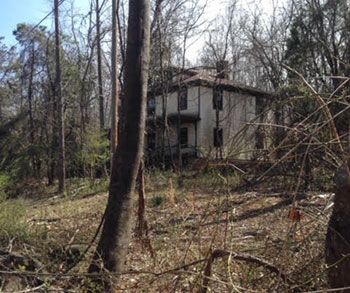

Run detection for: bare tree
[[96, 0, 105, 130], [88, 0, 151, 290], [111, 0, 119, 155], [54, 0, 65, 193]]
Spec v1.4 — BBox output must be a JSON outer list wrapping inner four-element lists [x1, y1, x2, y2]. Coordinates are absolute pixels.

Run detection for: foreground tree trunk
[[326, 165, 350, 292], [54, 0, 65, 193], [88, 0, 151, 290]]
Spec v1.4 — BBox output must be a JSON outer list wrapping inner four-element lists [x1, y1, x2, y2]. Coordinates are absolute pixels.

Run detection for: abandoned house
[[146, 63, 272, 164]]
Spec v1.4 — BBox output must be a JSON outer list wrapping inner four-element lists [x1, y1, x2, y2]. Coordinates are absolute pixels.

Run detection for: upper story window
[[178, 86, 187, 111], [213, 87, 223, 110], [148, 97, 156, 115]]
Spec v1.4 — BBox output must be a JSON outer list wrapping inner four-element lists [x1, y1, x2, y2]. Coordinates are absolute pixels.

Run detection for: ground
[[0, 171, 334, 292]]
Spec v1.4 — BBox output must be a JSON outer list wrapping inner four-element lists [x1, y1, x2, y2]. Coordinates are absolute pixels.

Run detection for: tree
[[111, 0, 119, 155], [88, 0, 151, 290], [96, 0, 105, 131], [54, 0, 65, 193], [285, 0, 350, 91]]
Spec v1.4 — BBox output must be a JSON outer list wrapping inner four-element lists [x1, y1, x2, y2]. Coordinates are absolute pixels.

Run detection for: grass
[[0, 199, 37, 247]]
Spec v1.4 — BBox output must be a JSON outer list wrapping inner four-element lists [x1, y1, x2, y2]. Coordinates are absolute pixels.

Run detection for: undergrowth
[[0, 199, 37, 247], [0, 167, 333, 292]]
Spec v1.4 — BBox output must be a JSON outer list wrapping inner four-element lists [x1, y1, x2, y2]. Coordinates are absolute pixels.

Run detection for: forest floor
[[0, 170, 334, 292]]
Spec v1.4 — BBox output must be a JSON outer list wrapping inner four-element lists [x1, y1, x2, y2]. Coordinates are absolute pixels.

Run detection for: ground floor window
[[213, 128, 223, 147], [147, 131, 156, 150], [180, 127, 188, 148]]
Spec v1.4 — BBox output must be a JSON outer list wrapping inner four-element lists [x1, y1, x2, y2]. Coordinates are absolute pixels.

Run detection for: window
[[147, 97, 156, 115], [213, 88, 223, 110], [213, 128, 223, 147], [180, 128, 188, 148], [147, 131, 156, 150], [178, 87, 187, 110]]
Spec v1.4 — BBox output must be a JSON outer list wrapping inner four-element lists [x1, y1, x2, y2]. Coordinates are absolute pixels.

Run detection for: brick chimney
[[216, 60, 229, 80]]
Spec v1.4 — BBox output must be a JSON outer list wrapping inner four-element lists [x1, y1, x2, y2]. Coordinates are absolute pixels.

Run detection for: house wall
[[223, 91, 256, 159], [155, 86, 199, 117], [157, 123, 196, 154], [153, 85, 259, 160], [197, 86, 256, 159]]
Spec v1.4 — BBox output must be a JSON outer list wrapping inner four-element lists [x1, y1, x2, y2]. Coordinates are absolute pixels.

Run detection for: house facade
[[146, 67, 271, 164]]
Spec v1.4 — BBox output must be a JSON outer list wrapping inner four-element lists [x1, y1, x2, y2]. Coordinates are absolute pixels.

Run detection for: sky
[[0, 0, 224, 46], [0, 0, 281, 62], [0, 0, 90, 47]]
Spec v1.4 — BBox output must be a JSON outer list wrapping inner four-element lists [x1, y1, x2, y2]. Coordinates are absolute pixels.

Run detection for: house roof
[[149, 68, 272, 98]]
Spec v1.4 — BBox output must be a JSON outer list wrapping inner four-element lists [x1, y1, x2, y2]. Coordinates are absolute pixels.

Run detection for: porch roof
[[147, 113, 200, 125]]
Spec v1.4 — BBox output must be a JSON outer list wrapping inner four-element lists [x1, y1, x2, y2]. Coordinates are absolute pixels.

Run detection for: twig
[[283, 64, 350, 180], [14, 284, 46, 293]]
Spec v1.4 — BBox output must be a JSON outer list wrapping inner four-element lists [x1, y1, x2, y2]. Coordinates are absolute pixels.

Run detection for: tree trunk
[[96, 0, 105, 131], [27, 42, 37, 176], [88, 0, 151, 290], [54, 0, 65, 193], [110, 0, 119, 155], [326, 165, 350, 292]]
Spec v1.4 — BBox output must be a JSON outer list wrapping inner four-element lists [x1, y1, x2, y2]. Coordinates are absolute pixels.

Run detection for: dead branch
[[200, 249, 294, 293], [282, 64, 350, 181]]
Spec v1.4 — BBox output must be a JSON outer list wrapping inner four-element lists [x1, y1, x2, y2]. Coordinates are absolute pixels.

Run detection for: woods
[[1, 0, 350, 291]]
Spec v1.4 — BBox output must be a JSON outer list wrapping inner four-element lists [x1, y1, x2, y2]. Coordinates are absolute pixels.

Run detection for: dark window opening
[[147, 131, 156, 150], [148, 97, 156, 115], [213, 88, 223, 110], [256, 127, 264, 149], [180, 128, 188, 148], [214, 128, 223, 147], [178, 87, 187, 110]]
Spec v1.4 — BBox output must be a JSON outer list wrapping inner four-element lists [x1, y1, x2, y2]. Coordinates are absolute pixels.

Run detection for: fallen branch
[[200, 249, 294, 293]]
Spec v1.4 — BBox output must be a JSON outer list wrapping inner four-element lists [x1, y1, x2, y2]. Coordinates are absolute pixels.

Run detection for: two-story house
[[146, 65, 271, 164]]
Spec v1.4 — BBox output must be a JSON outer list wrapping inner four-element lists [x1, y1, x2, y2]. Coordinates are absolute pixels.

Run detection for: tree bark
[[96, 0, 105, 131], [88, 0, 151, 290], [54, 0, 65, 193], [27, 42, 37, 176], [326, 165, 350, 292], [110, 0, 119, 155]]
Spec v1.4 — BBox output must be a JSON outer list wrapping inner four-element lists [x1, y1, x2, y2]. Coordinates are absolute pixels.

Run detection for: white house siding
[[197, 87, 257, 159], [155, 86, 199, 117], [198, 86, 216, 156], [184, 86, 200, 116], [223, 92, 256, 159]]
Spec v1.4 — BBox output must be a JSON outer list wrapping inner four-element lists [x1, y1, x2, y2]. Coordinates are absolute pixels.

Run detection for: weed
[[0, 172, 11, 202], [0, 199, 36, 246], [151, 194, 164, 207]]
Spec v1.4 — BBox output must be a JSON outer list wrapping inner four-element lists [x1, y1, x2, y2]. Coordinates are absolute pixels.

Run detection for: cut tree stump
[[326, 165, 350, 292]]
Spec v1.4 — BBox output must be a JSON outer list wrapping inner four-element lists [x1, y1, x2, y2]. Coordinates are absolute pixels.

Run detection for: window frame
[[213, 127, 223, 147], [180, 127, 188, 148], [213, 87, 223, 111], [178, 86, 188, 111], [147, 131, 156, 150], [147, 97, 156, 115]]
